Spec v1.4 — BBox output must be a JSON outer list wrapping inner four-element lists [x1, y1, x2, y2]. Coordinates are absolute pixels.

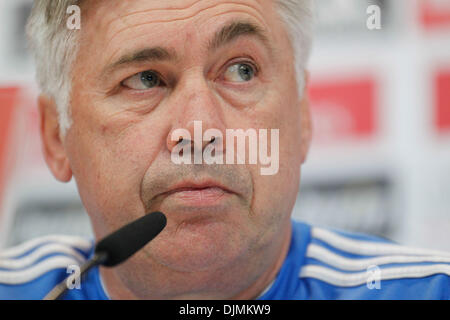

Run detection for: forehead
[[79, 0, 285, 58], [82, 0, 277, 28]]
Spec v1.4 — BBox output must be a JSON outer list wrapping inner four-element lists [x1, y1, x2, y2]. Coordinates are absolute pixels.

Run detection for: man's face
[[56, 0, 308, 297]]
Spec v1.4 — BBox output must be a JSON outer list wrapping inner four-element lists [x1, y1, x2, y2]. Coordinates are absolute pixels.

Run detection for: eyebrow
[[103, 20, 271, 76], [208, 20, 271, 52], [104, 47, 176, 74]]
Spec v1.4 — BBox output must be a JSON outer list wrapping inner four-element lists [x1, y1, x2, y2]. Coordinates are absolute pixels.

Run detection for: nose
[[166, 70, 226, 157]]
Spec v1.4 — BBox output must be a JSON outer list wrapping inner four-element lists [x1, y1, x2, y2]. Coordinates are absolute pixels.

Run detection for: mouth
[[158, 181, 235, 207]]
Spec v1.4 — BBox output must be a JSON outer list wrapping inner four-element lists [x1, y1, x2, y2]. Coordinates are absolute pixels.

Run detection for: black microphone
[[43, 211, 167, 300]]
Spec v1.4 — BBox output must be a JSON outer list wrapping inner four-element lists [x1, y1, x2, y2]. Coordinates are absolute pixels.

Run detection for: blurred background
[[0, 0, 449, 250]]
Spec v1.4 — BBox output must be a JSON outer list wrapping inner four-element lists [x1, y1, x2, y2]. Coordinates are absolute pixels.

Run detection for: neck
[[230, 223, 291, 300]]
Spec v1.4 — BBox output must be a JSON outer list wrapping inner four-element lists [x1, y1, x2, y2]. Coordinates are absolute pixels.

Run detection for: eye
[[122, 70, 162, 90], [223, 62, 256, 83]]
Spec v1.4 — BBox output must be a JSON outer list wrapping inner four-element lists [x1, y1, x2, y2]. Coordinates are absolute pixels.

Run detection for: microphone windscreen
[[95, 211, 167, 267]]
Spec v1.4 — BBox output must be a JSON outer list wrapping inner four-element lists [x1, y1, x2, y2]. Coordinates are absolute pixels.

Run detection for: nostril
[[177, 137, 192, 146]]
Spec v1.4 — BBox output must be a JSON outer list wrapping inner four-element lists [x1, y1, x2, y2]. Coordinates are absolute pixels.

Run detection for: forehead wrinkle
[[102, 3, 197, 44], [106, 0, 199, 20], [101, 20, 180, 71], [101, 1, 267, 50]]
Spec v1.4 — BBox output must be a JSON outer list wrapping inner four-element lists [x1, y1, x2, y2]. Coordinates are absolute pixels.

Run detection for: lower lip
[[166, 187, 230, 206]]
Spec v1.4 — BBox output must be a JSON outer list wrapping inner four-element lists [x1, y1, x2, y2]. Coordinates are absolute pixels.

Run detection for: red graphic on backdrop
[[435, 70, 450, 133], [420, 0, 450, 29], [0, 87, 19, 214], [308, 76, 377, 142]]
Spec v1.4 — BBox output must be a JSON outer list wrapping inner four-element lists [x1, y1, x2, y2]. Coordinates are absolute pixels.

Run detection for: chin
[[146, 218, 253, 273]]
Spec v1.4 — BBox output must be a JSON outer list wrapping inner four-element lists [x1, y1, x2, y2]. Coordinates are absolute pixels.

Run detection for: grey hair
[[26, 0, 313, 136], [26, 0, 83, 136], [276, 0, 314, 94]]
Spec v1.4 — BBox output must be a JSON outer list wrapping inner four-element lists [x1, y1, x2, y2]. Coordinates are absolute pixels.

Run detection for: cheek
[[240, 91, 302, 224], [66, 113, 167, 231], [251, 160, 300, 212]]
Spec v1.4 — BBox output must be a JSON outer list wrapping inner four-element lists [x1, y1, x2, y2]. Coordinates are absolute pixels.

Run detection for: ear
[[38, 94, 73, 182], [299, 71, 312, 164]]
